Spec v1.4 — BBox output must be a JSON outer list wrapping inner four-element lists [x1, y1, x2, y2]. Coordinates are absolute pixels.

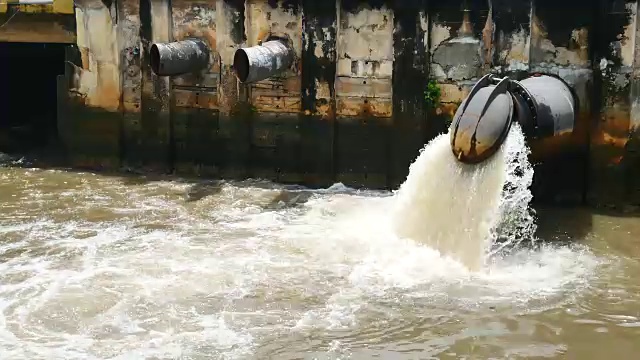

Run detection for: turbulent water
[[393, 125, 536, 270], [0, 126, 639, 359]]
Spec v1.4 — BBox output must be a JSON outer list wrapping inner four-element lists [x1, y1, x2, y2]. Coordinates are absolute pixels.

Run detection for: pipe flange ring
[[510, 81, 539, 135]]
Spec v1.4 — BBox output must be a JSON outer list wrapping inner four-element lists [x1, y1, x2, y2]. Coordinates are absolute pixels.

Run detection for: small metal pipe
[[233, 40, 294, 83], [149, 39, 210, 77]]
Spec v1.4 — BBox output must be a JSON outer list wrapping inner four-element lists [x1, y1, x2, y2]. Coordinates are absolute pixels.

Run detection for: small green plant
[[424, 80, 441, 109]]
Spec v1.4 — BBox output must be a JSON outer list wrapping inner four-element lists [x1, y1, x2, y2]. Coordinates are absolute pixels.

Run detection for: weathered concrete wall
[[50, 0, 640, 209], [418, 0, 640, 208], [57, 0, 121, 169], [588, 0, 640, 209]]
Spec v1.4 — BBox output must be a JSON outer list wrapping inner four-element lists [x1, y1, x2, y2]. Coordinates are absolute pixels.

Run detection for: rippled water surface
[[0, 160, 639, 359]]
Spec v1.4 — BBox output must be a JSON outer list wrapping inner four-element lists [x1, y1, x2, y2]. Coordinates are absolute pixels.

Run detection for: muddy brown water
[[0, 160, 639, 359]]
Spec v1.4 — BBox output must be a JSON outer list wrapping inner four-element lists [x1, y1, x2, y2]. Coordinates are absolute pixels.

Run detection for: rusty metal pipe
[[515, 75, 575, 139], [449, 73, 576, 165], [149, 39, 210, 77], [233, 40, 294, 83]]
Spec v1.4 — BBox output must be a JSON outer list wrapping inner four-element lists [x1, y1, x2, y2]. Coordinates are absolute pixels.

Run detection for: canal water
[[0, 127, 639, 359]]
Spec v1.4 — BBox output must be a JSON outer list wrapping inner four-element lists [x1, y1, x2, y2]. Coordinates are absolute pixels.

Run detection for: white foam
[[390, 124, 537, 270], [0, 125, 605, 359]]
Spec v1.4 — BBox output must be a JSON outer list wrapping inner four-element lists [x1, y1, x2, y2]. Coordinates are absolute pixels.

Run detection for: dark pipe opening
[[149, 43, 161, 75], [233, 49, 250, 83], [0, 42, 66, 154]]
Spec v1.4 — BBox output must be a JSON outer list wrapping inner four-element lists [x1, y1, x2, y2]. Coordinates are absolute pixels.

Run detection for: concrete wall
[[53, 0, 640, 209]]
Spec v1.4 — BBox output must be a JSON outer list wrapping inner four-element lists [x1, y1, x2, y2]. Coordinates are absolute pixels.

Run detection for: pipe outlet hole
[[150, 44, 161, 75], [233, 49, 250, 83]]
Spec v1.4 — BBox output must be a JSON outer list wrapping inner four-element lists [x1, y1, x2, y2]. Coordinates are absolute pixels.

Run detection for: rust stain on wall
[[251, 77, 301, 113], [335, 76, 392, 117], [436, 83, 470, 114], [246, 0, 302, 55], [592, 0, 636, 159], [173, 0, 217, 49]]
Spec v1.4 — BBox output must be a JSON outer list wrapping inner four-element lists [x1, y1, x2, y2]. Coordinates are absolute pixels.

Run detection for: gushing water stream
[[392, 124, 535, 270], [0, 126, 638, 359]]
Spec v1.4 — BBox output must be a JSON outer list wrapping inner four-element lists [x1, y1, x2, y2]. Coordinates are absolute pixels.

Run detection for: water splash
[[391, 124, 536, 270], [0, 125, 611, 359], [492, 124, 537, 256]]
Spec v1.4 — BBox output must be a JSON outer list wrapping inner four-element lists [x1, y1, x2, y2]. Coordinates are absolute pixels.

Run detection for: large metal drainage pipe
[[515, 75, 575, 140], [150, 39, 210, 77], [450, 73, 576, 164], [233, 40, 294, 83]]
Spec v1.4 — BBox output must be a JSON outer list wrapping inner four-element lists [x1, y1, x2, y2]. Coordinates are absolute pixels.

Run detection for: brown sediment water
[[0, 125, 638, 359]]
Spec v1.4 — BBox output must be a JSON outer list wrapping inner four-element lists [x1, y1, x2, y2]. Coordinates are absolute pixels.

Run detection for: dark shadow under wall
[[0, 42, 66, 153]]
